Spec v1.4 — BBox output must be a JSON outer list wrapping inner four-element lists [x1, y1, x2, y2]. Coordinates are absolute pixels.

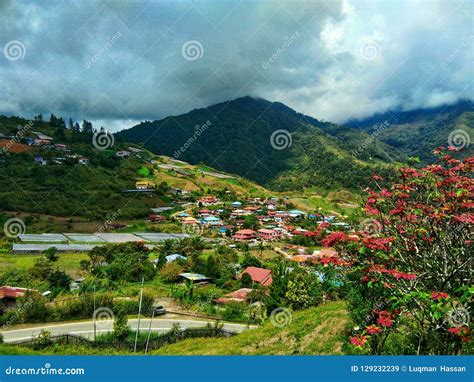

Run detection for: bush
[[160, 262, 184, 283]]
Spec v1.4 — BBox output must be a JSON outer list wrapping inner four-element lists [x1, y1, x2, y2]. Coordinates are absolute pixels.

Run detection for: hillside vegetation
[[152, 301, 349, 355], [119, 97, 404, 192]]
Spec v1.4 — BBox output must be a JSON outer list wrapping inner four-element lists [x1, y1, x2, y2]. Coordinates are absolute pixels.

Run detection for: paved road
[[2, 317, 257, 343]]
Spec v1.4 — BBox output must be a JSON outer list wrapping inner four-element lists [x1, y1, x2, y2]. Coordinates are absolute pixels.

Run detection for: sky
[[0, 0, 472, 131]]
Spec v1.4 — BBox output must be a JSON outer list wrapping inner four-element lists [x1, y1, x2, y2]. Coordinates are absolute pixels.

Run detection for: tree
[[29, 257, 53, 280], [285, 269, 320, 310], [113, 307, 130, 341], [326, 149, 472, 354], [44, 247, 59, 262], [266, 261, 289, 312], [159, 261, 184, 283], [240, 272, 253, 288], [47, 269, 71, 290]]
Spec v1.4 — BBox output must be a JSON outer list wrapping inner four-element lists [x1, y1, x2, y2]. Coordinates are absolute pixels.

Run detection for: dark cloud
[[0, 0, 472, 131]]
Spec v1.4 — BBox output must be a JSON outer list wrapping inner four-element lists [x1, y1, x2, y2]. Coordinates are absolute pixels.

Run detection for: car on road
[[151, 304, 166, 316]]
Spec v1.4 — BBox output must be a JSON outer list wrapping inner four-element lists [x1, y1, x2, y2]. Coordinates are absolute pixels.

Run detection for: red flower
[[448, 327, 459, 335], [322, 231, 350, 247], [431, 292, 449, 300], [366, 325, 382, 335], [349, 334, 368, 347], [376, 311, 393, 327]]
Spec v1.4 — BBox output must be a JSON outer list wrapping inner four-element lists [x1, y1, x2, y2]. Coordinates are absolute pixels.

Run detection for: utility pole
[[93, 284, 96, 341], [144, 309, 155, 354], [133, 277, 144, 353]]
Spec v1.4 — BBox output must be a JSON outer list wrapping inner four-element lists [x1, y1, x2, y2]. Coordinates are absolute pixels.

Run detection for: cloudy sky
[[0, 0, 472, 131]]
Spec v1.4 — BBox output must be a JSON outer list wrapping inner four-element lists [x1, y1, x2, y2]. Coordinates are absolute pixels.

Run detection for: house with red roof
[[257, 228, 281, 241], [214, 288, 253, 304], [198, 196, 218, 205], [233, 229, 257, 240], [238, 267, 272, 286], [0, 286, 39, 313]]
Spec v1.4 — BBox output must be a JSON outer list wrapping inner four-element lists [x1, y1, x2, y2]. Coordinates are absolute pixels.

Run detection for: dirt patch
[[0, 139, 31, 153]]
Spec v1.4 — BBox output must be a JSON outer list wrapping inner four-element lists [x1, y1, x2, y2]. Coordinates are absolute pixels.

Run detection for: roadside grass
[[151, 300, 349, 355]]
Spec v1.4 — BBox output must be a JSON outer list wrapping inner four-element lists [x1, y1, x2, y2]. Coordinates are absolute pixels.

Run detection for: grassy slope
[[152, 301, 349, 355]]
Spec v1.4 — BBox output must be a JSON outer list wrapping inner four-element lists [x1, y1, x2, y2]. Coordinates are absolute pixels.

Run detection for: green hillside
[[118, 97, 404, 192], [153, 301, 349, 355], [348, 100, 474, 162]]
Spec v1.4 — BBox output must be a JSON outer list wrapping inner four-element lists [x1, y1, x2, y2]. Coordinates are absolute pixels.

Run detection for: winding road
[[2, 316, 257, 343]]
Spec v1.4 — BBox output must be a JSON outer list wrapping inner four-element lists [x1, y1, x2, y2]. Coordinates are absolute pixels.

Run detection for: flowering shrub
[[328, 148, 473, 354]]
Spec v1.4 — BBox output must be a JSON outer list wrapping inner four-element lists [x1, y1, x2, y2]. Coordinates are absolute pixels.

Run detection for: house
[[238, 267, 272, 286], [78, 157, 89, 165], [182, 216, 200, 225], [289, 209, 306, 218], [214, 288, 253, 304], [116, 150, 130, 158], [179, 273, 210, 283], [231, 201, 242, 208], [0, 286, 39, 313], [257, 228, 281, 241], [198, 196, 218, 205], [54, 143, 67, 150], [201, 216, 223, 226], [34, 156, 47, 165], [166, 254, 187, 262], [233, 229, 257, 240], [135, 180, 154, 190], [149, 214, 166, 222]]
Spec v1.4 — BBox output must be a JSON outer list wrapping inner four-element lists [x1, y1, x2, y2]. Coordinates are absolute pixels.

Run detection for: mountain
[[119, 97, 404, 192], [346, 100, 474, 162]]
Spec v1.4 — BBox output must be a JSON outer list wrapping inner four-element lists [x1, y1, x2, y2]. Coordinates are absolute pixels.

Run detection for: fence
[[13, 327, 235, 352]]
